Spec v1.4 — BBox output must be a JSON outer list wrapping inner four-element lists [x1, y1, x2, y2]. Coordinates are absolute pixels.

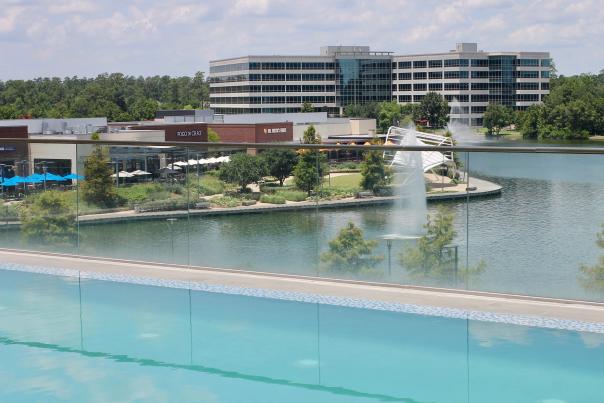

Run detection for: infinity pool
[[0, 267, 602, 403]]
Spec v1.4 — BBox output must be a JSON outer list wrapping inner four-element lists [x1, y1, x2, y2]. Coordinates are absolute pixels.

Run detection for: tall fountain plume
[[386, 127, 428, 238]]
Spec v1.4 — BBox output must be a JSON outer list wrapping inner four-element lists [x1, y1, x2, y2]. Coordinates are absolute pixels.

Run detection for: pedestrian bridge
[[384, 126, 455, 172]]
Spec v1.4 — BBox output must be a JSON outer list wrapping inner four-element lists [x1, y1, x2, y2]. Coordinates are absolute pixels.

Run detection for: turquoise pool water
[[0, 268, 602, 403]]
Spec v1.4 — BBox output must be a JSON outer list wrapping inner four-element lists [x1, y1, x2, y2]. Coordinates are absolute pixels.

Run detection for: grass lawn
[[326, 173, 361, 188]]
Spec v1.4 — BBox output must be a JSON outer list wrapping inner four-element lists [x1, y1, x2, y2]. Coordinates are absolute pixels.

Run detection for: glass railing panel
[[466, 151, 604, 302], [185, 143, 321, 276], [75, 142, 191, 265], [0, 148, 78, 254]]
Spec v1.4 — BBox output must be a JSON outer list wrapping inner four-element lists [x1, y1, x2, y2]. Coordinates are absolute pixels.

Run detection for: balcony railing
[[1, 138, 603, 304]]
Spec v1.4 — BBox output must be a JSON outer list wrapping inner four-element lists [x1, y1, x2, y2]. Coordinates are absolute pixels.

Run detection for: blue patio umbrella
[[40, 172, 67, 181], [63, 173, 85, 180], [24, 174, 44, 182], [1, 176, 23, 186]]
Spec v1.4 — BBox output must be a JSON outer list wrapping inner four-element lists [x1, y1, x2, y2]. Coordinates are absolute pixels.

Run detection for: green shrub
[[210, 196, 241, 208], [0, 204, 20, 221], [314, 186, 358, 200], [274, 190, 307, 202], [260, 194, 286, 204], [20, 191, 76, 244], [260, 183, 296, 194], [134, 199, 193, 213], [117, 183, 169, 205], [197, 175, 225, 195]]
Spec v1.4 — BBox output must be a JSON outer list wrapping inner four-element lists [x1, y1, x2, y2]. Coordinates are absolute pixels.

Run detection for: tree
[[377, 101, 405, 133], [321, 222, 383, 274], [360, 139, 392, 192], [301, 102, 315, 113], [399, 206, 485, 281], [579, 224, 604, 292], [20, 191, 76, 245], [519, 104, 545, 139], [417, 92, 449, 127], [208, 128, 220, 142], [219, 153, 267, 192], [344, 102, 380, 119], [81, 133, 118, 207], [294, 125, 326, 196], [483, 103, 512, 135], [263, 149, 298, 186]]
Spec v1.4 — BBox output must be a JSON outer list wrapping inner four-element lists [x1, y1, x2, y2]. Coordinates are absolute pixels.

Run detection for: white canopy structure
[[111, 171, 135, 178], [384, 127, 455, 172], [131, 170, 152, 176]]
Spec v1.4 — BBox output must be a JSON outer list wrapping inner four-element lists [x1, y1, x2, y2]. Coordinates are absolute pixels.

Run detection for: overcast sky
[[0, 0, 602, 79]]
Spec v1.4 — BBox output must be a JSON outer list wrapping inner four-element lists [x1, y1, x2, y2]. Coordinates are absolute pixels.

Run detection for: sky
[[0, 0, 602, 79]]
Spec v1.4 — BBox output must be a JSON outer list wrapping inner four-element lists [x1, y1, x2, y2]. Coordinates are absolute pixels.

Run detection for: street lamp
[[442, 244, 459, 286], [380, 234, 422, 276]]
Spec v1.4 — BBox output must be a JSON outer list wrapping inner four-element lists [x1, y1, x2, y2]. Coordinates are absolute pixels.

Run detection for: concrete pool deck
[[0, 248, 602, 333]]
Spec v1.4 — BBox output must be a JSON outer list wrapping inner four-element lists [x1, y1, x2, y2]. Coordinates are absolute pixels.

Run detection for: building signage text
[[176, 130, 204, 137], [264, 128, 287, 134]]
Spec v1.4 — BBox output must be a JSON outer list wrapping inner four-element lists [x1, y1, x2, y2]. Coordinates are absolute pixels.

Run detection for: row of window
[[395, 70, 549, 80], [210, 96, 336, 104], [393, 82, 548, 92], [396, 94, 543, 103], [249, 62, 335, 70], [250, 74, 336, 81], [395, 58, 550, 69]]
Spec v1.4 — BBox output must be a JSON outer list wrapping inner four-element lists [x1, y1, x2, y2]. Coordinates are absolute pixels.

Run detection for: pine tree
[[81, 133, 117, 207]]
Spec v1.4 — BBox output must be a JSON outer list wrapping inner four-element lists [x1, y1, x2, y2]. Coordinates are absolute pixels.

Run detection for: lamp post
[[442, 244, 459, 286], [381, 234, 422, 277], [166, 218, 177, 261]]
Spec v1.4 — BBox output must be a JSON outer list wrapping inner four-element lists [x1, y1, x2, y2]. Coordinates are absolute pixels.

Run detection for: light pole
[[442, 244, 459, 286], [381, 234, 422, 277], [167, 218, 177, 261]]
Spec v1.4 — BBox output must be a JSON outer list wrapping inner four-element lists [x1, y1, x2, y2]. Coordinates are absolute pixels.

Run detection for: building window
[[444, 59, 469, 67], [541, 71, 550, 78], [413, 94, 425, 102], [398, 95, 412, 102], [541, 82, 550, 91], [471, 82, 489, 90], [398, 61, 412, 69], [301, 62, 326, 70], [399, 72, 412, 80], [428, 60, 442, 68], [444, 83, 469, 91], [429, 71, 443, 80], [262, 74, 286, 81], [444, 94, 469, 102], [301, 74, 326, 81], [471, 59, 489, 67], [517, 71, 539, 78], [516, 82, 539, 90], [516, 94, 539, 102], [471, 94, 489, 102], [261, 62, 285, 70], [285, 62, 300, 70], [471, 71, 489, 79], [517, 59, 539, 66], [413, 83, 427, 91], [413, 72, 427, 80], [444, 71, 468, 79], [398, 84, 412, 91], [413, 60, 427, 68], [429, 83, 443, 91], [541, 59, 551, 67], [471, 106, 488, 114]]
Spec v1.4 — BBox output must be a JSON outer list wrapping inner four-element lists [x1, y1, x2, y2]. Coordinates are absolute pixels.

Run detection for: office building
[[209, 43, 550, 126]]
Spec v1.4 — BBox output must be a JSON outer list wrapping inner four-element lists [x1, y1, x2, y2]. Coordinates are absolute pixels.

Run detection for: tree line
[[0, 72, 210, 122], [482, 70, 604, 139]]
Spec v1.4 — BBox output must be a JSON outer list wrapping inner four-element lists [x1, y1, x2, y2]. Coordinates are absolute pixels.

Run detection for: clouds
[[0, 0, 601, 79]]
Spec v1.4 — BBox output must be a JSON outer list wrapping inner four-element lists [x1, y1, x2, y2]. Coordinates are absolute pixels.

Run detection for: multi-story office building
[[209, 46, 392, 116], [209, 43, 550, 126], [393, 43, 550, 125]]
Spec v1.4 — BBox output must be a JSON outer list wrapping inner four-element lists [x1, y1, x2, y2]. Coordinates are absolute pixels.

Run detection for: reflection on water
[[0, 270, 603, 403]]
